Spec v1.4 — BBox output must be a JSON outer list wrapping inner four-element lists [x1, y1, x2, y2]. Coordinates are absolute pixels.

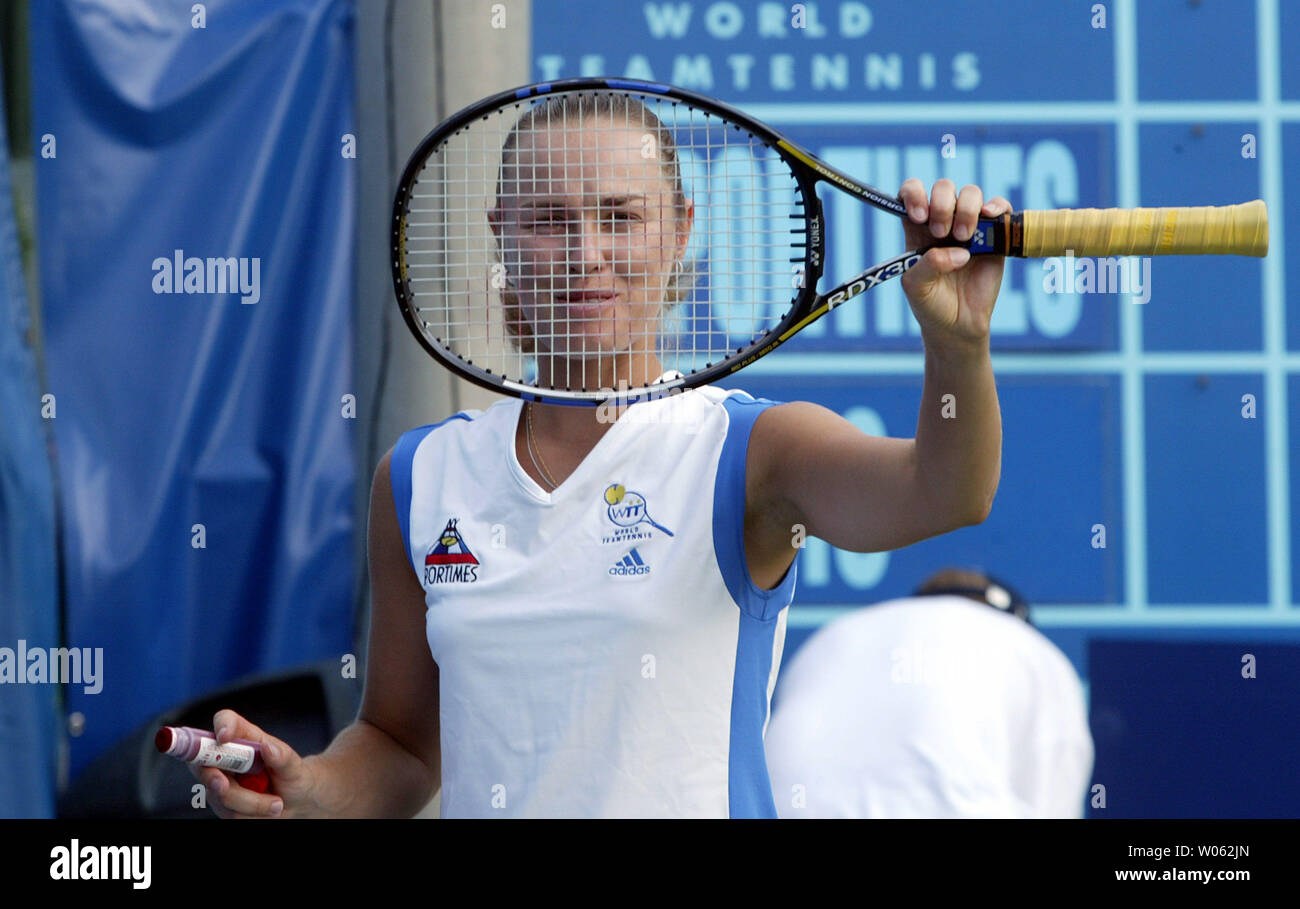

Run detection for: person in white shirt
[[191, 92, 1014, 818], [765, 568, 1094, 818]]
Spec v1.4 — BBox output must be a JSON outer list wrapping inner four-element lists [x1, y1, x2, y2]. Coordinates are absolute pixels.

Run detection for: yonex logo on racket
[[807, 215, 822, 267]]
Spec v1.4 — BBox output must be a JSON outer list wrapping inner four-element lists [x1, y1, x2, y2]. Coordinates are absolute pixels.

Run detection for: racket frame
[[391, 77, 1008, 405]]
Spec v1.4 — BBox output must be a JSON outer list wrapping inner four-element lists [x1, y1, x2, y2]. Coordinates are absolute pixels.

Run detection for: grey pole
[[353, 0, 531, 818]]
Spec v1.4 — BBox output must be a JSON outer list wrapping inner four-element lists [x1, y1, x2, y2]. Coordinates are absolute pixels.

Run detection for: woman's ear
[[675, 198, 695, 261]]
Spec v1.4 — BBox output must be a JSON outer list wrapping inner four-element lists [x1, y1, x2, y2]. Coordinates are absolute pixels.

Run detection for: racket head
[[390, 78, 827, 405]]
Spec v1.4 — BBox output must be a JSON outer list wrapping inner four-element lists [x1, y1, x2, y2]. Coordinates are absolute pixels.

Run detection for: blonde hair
[[492, 93, 691, 354]]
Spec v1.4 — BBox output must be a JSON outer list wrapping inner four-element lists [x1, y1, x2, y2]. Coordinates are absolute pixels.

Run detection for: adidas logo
[[609, 547, 651, 577]]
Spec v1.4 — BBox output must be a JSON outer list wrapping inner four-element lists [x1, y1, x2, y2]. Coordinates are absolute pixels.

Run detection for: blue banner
[[32, 0, 358, 780], [773, 123, 1117, 351], [533, 0, 1115, 101], [721, 372, 1125, 605], [535, 0, 1279, 615]]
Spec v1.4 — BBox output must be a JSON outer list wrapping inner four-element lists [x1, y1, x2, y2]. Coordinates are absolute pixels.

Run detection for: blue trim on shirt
[[731, 610, 784, 818], [714, 391, 798, 819], [390, 414, 471, 575], [714, 393, 798, 620]]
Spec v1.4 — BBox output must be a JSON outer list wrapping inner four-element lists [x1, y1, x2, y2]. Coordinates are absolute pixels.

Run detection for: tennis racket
[[391, 77, 1269, 406]]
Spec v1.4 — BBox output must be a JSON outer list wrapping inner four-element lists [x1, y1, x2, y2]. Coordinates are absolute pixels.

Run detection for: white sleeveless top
[[389, 385, 797, 817]]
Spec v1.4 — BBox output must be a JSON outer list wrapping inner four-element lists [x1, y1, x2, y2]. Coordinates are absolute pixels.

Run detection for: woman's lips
[[556, 291, 616, 317]]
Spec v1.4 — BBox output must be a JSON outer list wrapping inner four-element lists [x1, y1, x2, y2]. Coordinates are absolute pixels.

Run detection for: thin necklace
[[525, 401, 559, 490]]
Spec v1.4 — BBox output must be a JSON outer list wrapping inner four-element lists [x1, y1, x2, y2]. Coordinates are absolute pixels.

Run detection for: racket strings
[[398, 89, 807, 395]]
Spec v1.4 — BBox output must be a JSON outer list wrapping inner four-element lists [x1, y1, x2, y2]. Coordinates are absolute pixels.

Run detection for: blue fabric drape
[[0, 37, 59, 818], [32, 0, 357, 781]]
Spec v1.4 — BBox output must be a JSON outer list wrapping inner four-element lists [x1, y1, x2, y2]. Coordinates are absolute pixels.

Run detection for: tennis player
[[196, 94, 1010, 818]]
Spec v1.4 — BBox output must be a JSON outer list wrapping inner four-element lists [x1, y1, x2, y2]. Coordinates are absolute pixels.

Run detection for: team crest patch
[[424, 518, 479, 584], [601, 483, 674, 546]]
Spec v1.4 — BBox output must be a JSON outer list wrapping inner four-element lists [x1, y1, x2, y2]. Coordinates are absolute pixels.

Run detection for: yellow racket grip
[[1018, 199, 1268, 257]]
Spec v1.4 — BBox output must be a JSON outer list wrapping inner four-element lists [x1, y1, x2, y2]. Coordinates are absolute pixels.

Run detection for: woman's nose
[[567, 210, 608, 273]]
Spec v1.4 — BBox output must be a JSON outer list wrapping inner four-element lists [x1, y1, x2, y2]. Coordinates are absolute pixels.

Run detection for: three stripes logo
[[609, 547, 651, 578]]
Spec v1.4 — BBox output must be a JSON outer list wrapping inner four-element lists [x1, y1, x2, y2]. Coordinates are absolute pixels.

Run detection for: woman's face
[[491, 116, 692, 358]]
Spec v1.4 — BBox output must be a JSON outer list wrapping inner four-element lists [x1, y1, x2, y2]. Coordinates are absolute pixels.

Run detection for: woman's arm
[[310, 447, 442, 817], [197, 450, 440, 818], [744, 180, 1006, 583]]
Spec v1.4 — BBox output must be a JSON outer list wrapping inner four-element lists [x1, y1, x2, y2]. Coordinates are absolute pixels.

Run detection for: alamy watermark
[[49, 839, 150, 889], [152, 249, 261, 304], [596, 381, 701, 431], [0, 640, 103, 694], [1041, 250, 1151, 304]]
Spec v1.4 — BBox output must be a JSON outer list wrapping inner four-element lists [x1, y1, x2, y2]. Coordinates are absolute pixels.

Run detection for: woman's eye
[[528, 211, 566, 229], [605, 209, 640, 225]]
